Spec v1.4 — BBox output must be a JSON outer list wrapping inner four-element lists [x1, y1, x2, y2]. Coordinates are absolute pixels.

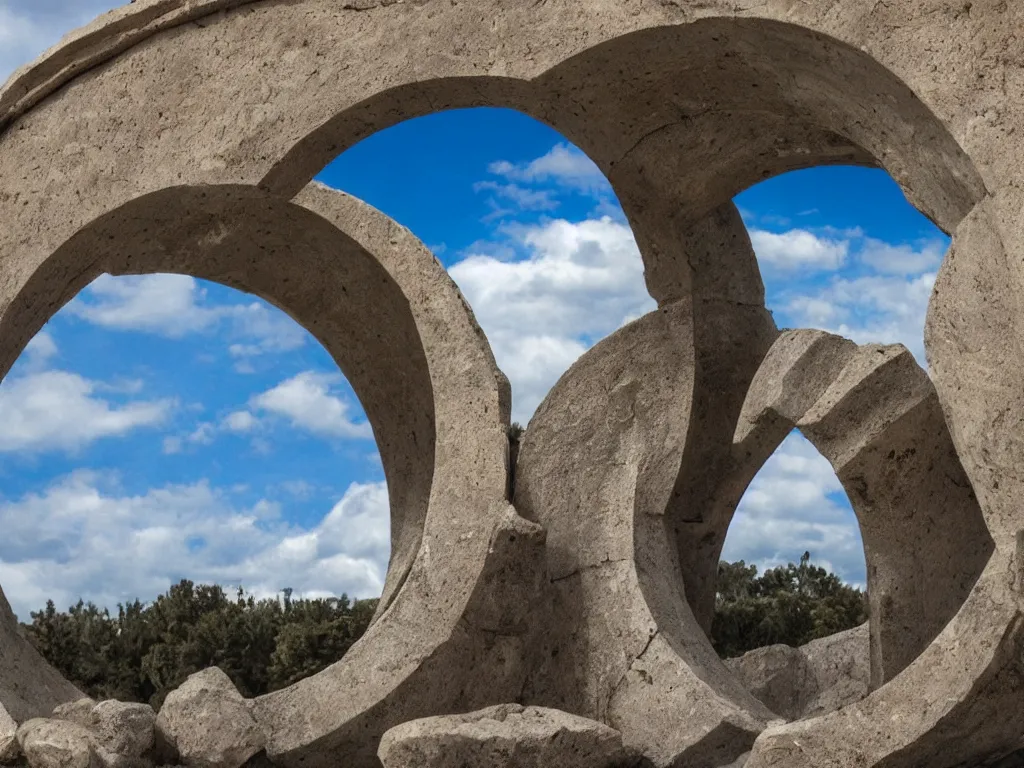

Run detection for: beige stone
[[736, 332, 992, 687], [17, 719, 97, 768], [1, 1, 1023, 767], [155, 669, 262, 768], [377, 704, 637, 768], [800, 624, 870, 718], [0, 587, 84, 730], [0, 703, 18, 764], [90, 702, 154, 763], [724, 645, 818, 722], [51, 702, 96, 731]]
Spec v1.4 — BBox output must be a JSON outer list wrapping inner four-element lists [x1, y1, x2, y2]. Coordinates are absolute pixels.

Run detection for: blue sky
[[0, 2, 949, 619]]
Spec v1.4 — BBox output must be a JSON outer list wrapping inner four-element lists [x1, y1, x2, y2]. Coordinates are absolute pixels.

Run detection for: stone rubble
[[377, 704, 641, 768], [155, 670, 263, 768]]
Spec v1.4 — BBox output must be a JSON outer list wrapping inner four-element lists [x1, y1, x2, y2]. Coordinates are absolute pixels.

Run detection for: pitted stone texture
[[1, 704, 18, 764], [724, 624, 869, 722], [51, 702, 96, 731], [0, 587, 84, 729], [377, 705, 638, 768], [516, 294, 776, 767], [724, 645, 818, 722], [736, 331, 992, 687], [155, 669, 263, 768], [800, 623, 870, 718], [90, 702, 154, 764], [17, 719, 97, 768], [746, 192, 1024, 767], [1, 2, 1022, 767]]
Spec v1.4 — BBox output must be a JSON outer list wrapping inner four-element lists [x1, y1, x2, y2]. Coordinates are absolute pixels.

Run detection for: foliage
[[22, 553, 864, 703], [711, 551, 868, 658], [21, 580, 377, 709]]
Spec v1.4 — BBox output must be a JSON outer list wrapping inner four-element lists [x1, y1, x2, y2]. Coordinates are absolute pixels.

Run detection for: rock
[[378, 704, 637, 768], [16, 719, 97, 768], [156, 669, 263, 768], [50, 702, 96, 731], [800, 623, 870, 717], [1, 703, 19, 764], [724, 645, 818, 721], [0, 586, 87, 730], [90, 701, 155, 762]]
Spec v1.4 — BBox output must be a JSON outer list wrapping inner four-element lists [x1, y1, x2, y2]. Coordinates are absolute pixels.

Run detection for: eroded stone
[[377, 704, 637, 768], [155, 670, 263, 768]]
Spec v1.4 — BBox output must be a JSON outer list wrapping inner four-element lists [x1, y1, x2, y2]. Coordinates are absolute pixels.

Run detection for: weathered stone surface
[[724, 645, 818, 722], [1, 1, 1024, 767], [800, 624, 870, 718], [155, 669, 263, 768], [736, 332, 992, 688], [516, 279, 777, 765], [90, 702, 154, 762], [725, 625, 870, 722], [377, 705, 636, 768], [1, 703, 19, 764], [17, 719, 96, 768], [51, 702, 96, 731], [0, 587, 84, 729]]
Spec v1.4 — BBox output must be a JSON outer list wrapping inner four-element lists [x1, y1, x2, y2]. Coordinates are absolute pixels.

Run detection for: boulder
[[155, 669, 263, 768], [1, 703, 18, 764], [377, 704, 638, 768], [724, 644, 818, 721], [800, 622, 870, 717], [91, 701, 155, 763], [16, 718, 97, 768], [51, 701, 97, 730]]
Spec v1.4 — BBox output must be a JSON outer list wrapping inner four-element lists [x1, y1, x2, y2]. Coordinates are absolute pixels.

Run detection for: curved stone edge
[[0, 0, 259, 132], [0, 585, 84, 728], [292, 181, 512, 619], [515, 298, 775, 768], [735, 330, 992, 689], [249, 184, 546, 767]]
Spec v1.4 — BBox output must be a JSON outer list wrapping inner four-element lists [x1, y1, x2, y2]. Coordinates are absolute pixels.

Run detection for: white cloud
[[782, 272, 936, 363], [23, 331, 58, 365], [488, 143, 608, 194], [449, 216, 653, 422], [251, 372, 372, 440], [858, 237, 945, 275], [473, 181, 558, 212], [722, 432, 865, 586], [0, 371, 172, 453], [223, 411, 257, 433], [0, 473, 389, 620], [750, 228, 849, 271], [69, 274, 225, 336]]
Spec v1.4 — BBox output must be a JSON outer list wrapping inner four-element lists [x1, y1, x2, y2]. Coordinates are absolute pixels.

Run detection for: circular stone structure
[[2, 2, 1024, 768]]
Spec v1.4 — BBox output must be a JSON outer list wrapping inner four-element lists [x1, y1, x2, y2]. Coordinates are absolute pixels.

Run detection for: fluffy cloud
[[781, 272, 937, 363], [68, 275, 307, 364], [749, 228, 849, 271], [722, 432, 865, 585], [488, 143, 608, 194], [0, 370, 172, 453], [449, 216, 654, 422], [250, 371, 372, 440], [0, 473, 389, 620]]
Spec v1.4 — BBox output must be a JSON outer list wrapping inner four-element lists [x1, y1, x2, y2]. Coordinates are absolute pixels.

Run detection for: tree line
[[21, 553, 866, 707]]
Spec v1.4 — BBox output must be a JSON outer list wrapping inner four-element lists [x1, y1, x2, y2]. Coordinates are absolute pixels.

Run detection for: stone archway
[[3, 2, 1024, 767]]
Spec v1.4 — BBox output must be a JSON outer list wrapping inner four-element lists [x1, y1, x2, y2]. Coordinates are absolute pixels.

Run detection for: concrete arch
[[734, 330, 993, 688], [0, 182, 540, 766], [3, 2, 1024, 766]]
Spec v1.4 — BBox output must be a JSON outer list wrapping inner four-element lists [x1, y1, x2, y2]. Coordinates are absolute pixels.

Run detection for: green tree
[[711, 552, 868, 658]]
